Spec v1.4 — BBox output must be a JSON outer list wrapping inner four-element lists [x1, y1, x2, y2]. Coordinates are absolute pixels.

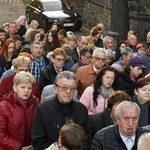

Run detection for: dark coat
[[31, 95, 91, 150], [132, 95, 150, 127], [119, 72, 136, 97], [91, 125, 148, 150], [89, 108, 114, 137], [71, 45, 79, 63], [39, 62, 66, 91]]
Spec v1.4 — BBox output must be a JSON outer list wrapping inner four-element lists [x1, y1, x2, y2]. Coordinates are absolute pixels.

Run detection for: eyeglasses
[[54, 58, 65, 62], [94, 56, 106, 61], [55, 83, 76, 92], [84, 55, 92, 59]]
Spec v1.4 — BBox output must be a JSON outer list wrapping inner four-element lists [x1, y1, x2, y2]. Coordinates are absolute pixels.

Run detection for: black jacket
[[91, 125, 148, 150], [89, 108, 114, 137], [32, 95, 91, 150], [71, 45, 79, 63], [39, 62, 65, 91], [132, 95, 150, 127]]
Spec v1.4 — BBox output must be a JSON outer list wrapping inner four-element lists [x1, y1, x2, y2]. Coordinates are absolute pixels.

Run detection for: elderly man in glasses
[[32, 71, 92, 150]]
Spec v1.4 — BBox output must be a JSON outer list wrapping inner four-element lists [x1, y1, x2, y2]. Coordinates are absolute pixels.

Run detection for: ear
[[114, 115, 119, 123], [13, 85, 17, 93], [53, 84, 58, 94]]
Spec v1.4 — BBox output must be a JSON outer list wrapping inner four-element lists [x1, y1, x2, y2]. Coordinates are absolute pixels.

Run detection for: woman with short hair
[[0, 71, 40, 150]]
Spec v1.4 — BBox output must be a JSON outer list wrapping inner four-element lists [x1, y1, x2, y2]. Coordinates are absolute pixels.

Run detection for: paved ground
[[0, 0, 89, 38], [0, 0, 25, 26]]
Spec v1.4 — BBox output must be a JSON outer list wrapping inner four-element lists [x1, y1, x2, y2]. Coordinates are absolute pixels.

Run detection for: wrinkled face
[[54, 78, 77, 104], [119, 43, 127, 51], [137, 48, 146, 56], [0, 32, 6, 41], [15, 40, 22, 50], [93, 52, 106, 70], [82, 52, 92, 65], [78, 37, 88, 50], [104, 38, 114, 49], [105, 56, 113, 65], [53, 54, 65, 69], [102, 71, 115, 89], [48, 32, 53, 42], [146, 33, 150, 44], [34, 33, 41, 41], [8, 42, 15, 54], [8, 23, 17, 34], [31, 44, 43, 60], [135, 83, 150, 104], [13, 83, 33, 102], [115, 106, 139, 138], [130, 66, 142, 78], [128, 35, 137, 46]]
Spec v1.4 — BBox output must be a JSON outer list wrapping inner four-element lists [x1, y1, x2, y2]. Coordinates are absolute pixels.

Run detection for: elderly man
[[71, 36, 88, 63], [76, 48, 107, 99], [91, 101, 148, 150], [138, 133, 150, 150], [32, 71, 91, 150]]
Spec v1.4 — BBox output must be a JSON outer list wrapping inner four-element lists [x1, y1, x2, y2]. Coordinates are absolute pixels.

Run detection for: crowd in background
[[0, 14, 150, 150]]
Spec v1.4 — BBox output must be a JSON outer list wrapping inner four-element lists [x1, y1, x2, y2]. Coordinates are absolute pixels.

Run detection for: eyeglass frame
[[94, 56, 106, 61], [55, 83, 77, 92]]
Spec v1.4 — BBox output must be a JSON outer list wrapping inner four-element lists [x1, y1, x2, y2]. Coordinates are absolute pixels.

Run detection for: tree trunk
[[111, 0, 129, 40]]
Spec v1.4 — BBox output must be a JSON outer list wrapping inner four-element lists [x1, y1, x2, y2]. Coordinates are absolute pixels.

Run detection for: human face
[[0, 32, 6, 41], [135, 83, 150, 104], [129, 35, 137, 46], [123, 52, 134, 65], [67, 40, 76, 48], [102, 71, 115, 89], [95, 31, 102, 39], [119, 43, 127, 51], [82, 52, 92, 65], [78, 37, 88, 50], [105, 57, 113, 65], [51, 25, 58, 30], [137, 48, 146, 56], [97, 23, 105, 33], [8, 23, 17, 34], [54, 78, 77, 104], [15, 40, 22, 50], [115, 106, 139, 137], [31, 44, 43, 60], [130, 66, 142, 78], [147, 33, 150, 44], [48, 32, 53, 42], [93, 52, 106, 70], [13, 83, 32, 102], [104, 38, 114, 49], [8, 42, 15, 54], [53, 55, 65, 69], [15, 66, 30, 74], [87, 41, 95, 50], [20, 18, 26, 25], [34, 33, 41, 41]]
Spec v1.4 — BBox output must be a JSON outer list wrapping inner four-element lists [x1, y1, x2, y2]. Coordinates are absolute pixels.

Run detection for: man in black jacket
[[91, 101, 149, 150], [32, 71, 91, 150]]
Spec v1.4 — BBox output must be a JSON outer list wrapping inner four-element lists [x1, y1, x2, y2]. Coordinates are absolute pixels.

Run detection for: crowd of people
[[0, 14, 150, 150]]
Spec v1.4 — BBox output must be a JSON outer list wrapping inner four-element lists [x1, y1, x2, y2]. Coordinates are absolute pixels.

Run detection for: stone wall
[[71, 0, 150, 41]]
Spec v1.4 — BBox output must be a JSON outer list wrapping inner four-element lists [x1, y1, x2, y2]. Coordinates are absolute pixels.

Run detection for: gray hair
[[30, 41, 44, 49], [54, 71, 76, 84], [106, 50, 115, 58], [115, 101, 140, 117], [138, 133, 150, 150], [121, 47, 134, 56], [93, 48, 107, 57], [103, 36, 113, 44]]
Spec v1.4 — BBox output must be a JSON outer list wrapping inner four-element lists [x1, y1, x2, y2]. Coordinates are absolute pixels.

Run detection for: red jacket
[[0, 91, 40, 150], [0, 73, 41, 101]]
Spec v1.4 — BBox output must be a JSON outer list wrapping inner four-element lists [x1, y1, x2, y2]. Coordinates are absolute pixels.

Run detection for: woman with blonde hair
[[0, 71, 40, 150]]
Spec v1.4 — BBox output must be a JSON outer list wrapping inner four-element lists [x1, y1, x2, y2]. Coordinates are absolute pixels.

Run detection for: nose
[[128, 118, 133, 127]]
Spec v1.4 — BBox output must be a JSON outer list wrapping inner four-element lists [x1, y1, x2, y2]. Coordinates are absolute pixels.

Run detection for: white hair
[[138, 133, 150, 150]]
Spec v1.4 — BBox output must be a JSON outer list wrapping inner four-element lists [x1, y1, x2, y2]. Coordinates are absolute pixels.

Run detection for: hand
[[21, 145, 33, 150]]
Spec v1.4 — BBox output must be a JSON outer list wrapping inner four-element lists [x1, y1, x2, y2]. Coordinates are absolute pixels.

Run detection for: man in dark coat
[[32, 71, 91, 150], [91, 101, 149, 150]]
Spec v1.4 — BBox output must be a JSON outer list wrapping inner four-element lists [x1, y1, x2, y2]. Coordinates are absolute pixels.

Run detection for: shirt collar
[[119, 131, 135, 143]]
